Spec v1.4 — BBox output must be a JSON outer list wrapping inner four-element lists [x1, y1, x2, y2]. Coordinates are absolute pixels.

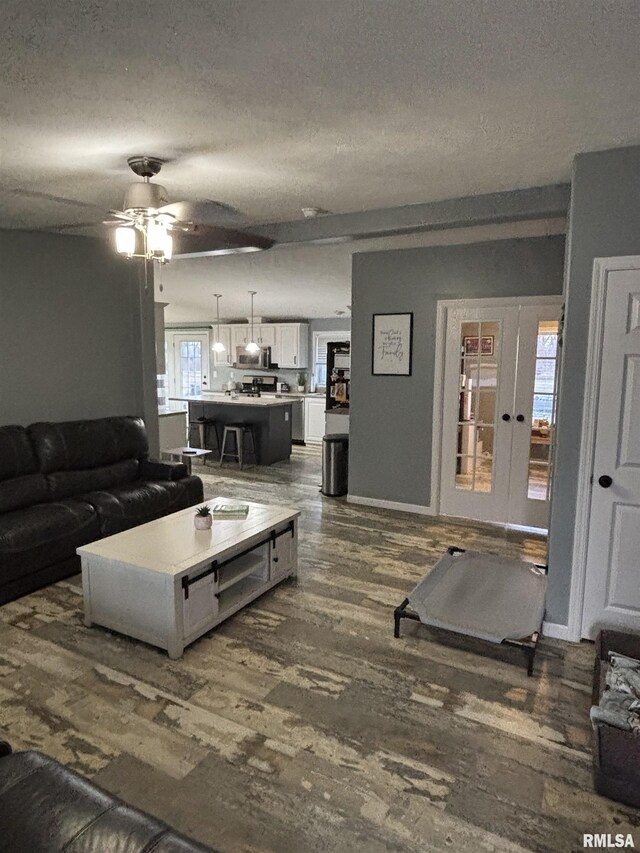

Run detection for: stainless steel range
[[240, 374, 278, 396]]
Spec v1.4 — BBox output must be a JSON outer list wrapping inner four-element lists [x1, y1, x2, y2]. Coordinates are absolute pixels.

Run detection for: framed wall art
[[372, 312, 413, 375]]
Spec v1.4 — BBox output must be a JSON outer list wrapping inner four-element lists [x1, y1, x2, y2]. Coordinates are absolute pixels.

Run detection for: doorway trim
[[431, 295, 563, 520], [566, 256, 640, 642]]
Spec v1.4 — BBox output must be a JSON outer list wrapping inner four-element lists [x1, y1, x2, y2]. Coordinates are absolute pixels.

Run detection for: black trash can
[[321, 433, 349, 496]]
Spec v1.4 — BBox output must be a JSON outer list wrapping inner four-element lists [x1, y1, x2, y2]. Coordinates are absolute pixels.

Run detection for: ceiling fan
[[104, 156, 274, 262]]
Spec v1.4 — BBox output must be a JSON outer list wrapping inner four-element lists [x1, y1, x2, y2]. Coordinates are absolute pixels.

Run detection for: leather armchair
[[0, 744, 217, 853]]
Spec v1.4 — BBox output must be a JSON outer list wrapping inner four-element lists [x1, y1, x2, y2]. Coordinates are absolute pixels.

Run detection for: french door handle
[[516, 414, 525, 422], [501, 413, 511, 422], [598, 475, 613, 488]]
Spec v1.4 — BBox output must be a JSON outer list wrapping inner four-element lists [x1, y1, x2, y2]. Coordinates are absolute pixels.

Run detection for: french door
[[439, 298, 562, 529], [167, 332, 210, 398]]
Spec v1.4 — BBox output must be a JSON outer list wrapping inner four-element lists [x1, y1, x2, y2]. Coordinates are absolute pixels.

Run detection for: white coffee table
[[77, 497, 299, 658]]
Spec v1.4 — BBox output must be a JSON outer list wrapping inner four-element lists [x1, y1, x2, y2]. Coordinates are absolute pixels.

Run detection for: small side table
[[162, 446, 212, 475]]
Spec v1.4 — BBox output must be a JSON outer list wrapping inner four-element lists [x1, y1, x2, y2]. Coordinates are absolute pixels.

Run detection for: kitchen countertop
[[158, 407, 187, 417], [170, 395, 294, 408]]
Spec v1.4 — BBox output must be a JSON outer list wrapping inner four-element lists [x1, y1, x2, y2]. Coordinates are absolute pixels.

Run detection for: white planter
[[297, 385, 305, 392], [194, 515, 212, 530]]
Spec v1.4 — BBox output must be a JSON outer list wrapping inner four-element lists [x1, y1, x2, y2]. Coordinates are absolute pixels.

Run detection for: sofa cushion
[[29, 416, 149, 475], [0, 473, 49, 514], [0, 750, 215, 853], [47, 459, 139, 501], [83, 475, 204, 537], [0, 425, 38, 482], [0, 500, 100, 583]]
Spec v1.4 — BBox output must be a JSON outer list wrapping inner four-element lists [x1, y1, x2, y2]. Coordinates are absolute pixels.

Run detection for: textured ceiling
[[2, 0, 640, 232]]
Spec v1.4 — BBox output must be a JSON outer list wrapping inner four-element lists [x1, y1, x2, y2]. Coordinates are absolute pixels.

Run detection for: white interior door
[[582, 263, 640, 638], [168, 332, 210, 397], [439, 299, 561, 528]]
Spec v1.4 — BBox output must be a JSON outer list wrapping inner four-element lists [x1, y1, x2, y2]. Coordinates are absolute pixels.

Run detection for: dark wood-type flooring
[[0, 446, 636, 852]]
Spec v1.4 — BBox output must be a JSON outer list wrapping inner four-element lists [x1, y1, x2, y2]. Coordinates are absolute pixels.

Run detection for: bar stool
[[219, 423, 257, 470], [188, 417, 221, 461]]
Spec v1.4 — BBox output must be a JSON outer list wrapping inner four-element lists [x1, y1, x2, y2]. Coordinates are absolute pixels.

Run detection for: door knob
[[598, 475, 613, 488], [516, 414, 525, 422], [502, 413, 511, 422]]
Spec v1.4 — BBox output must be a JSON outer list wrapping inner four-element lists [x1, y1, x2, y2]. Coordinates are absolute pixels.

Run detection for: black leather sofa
[[0, 416, 203, 605], [0, 740, 216, 852]]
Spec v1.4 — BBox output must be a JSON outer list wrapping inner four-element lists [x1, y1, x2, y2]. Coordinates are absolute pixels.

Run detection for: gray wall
[[547, 145, 640, 625], [0, 229, 154, 440], [349, 236, 565, 507]]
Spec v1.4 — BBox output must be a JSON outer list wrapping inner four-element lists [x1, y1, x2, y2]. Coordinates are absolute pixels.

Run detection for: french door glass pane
[[528, 320, 559, 501], [455, 320, 500, 493]]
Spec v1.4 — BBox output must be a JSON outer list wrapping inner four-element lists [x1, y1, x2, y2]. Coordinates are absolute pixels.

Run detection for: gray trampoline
[[394, 547, 547, 675]]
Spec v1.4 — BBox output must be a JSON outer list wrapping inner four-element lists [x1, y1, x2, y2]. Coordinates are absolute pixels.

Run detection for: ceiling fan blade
[[174, 225, 274, 256], [44, 221, 107, 231], [159, 198, 244, 225], [102, 210, 135, 225], [2, 188, 108, 212]]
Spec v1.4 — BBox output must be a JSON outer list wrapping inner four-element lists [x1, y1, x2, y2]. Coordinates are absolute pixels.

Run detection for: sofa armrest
[[139, 459, 188, 481]]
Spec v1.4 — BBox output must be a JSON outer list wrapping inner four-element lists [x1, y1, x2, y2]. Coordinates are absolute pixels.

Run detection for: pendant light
[[246, 291, 260, 353], [212, 294, 226, 353]]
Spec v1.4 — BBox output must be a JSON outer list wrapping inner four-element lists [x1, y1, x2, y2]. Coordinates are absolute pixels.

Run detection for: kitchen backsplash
[[210, 364, 309, 391]]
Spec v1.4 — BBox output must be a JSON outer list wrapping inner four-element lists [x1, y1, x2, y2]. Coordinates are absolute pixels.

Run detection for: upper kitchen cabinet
[[231, 325, 250, 351], [276, 324, 309, 369], [256, 325, 277, 349], [212, 324, 232, 366]]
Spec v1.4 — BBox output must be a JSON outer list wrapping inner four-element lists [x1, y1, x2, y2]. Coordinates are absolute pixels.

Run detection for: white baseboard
[[347, 494, 435, 516], [542, 621, 571, 641]]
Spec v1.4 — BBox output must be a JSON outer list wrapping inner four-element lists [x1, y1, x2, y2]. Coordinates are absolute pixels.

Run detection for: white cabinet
[[231, 325, 250, 351], [257, 325, 277, 348], [304, 397, 326, 443], [158, 411, 188, 451], [212, 325, 232, 366], [277, 324, 309, 369]]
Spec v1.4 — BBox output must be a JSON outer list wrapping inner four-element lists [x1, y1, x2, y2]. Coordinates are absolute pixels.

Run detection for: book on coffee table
[[210, 503, 250, 519]]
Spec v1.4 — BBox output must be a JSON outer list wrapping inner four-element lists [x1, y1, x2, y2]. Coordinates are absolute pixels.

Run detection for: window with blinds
[[313, 332, 351, 389]]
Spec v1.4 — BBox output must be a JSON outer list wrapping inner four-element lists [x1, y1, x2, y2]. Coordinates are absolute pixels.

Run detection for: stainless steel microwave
[[235, 346, 271, 368]]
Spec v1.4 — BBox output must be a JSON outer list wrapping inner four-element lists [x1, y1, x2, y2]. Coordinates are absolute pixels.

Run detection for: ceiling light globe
[[212, 341, 226, 353], [245, 341, 260, 354], [147, 221, 168, 253], [115, 226, 136, 256]]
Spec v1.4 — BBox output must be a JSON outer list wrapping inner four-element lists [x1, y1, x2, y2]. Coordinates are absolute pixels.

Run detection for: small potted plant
[[297, 371, 307, 393], [194, 505, 212, 530]]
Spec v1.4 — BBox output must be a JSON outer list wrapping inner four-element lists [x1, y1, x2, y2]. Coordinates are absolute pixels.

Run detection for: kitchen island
[[171, 395, 293, 465]]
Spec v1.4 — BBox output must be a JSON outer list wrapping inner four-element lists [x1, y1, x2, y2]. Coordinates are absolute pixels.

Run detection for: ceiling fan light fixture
[[115, 225, 136, 256], [122, 180, 169, 214]]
